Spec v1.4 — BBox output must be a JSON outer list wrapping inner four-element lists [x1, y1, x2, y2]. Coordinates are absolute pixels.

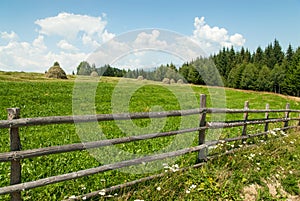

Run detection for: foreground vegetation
[[114, 130, 300, 201], [0, 71, 299, 200]]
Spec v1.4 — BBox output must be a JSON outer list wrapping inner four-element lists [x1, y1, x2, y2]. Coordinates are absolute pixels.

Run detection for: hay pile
[[45, 62, 67, 79], [162, 78, 170, 84], [137, 75, 144, 80], [90, 71, 98, 77], [177, 79, 184, 84]]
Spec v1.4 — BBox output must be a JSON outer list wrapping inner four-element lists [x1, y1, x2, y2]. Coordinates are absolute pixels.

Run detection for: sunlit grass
[[0, 72, 299, 200]]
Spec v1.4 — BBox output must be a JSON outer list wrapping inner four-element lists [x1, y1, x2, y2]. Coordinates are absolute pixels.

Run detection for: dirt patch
[[241, 184, 261, 201], [241, 179, 300, 201]]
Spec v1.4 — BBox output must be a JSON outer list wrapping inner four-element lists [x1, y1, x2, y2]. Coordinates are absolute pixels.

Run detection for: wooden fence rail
[[0, 94, 300, 201]]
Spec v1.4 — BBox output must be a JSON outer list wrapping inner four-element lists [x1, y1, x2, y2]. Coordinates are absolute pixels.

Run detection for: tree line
[[76, 39, 300, 97], [212, 39, 299, 96]]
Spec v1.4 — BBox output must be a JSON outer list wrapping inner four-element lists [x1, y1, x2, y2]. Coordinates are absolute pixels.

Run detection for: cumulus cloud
[[0, 12, 116, 73], [88, 29, 202, 69], [192, 16, 246, 53], [57, 40, 79, 51], [36, 12, 105, 38], [0, 36, 86, 72], [0, 13, 246, 73], [134, 30, 168, 49], [35, 12, 115, 49], [0, 31, 19, 41]]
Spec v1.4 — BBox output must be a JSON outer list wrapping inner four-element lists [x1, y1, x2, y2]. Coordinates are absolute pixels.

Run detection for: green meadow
[[0, 71, 299, 200]]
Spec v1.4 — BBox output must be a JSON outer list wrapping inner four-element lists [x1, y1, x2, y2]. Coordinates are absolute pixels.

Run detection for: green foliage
[[77, 61, 91, 75]]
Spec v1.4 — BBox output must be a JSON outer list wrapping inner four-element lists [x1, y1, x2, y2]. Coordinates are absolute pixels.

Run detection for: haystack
[[177, 79, 184, 84], [90, 71, 99, 77], [162, 78, 170, 84], [45, 62, 67, 79], [170, 79, 176, 84], [137, 75, 144, 80]]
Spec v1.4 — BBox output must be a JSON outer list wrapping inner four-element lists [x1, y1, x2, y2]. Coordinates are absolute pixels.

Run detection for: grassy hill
[[0, 71, 299, 200]]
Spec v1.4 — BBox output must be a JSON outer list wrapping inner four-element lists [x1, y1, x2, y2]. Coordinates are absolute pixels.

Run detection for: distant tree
[[77, 61, 91, 75], [227, 63, 246, 88], [253, 46, 264, 67], [240, 63, 258, 90], [270, 64, 285, 93], [273, 39, 284, 66], [286, 44, 294, 64], [256, 65, 271, 91]]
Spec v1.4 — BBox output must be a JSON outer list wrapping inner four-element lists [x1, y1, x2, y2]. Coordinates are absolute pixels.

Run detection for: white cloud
[[0, 31, 19, 41], [57, 40, 78, 51], [101, 30, 115, 43], [34, 12, 114, 49], [0, 36, 86, 73], [35, 12, 105, 38], [0, 13, 246, 73], [192, 16, 246, 53], [32, 35, 47, 52], [230, 33, 246, 46], [134, 30, 168, 49], [0, 12, 116, 73]]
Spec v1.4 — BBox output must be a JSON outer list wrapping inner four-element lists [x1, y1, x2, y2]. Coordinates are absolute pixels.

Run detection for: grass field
[[0, 71, 299, 200]]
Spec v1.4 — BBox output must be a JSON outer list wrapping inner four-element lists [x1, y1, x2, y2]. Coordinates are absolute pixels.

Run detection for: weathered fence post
[[7, 108, 22, 201], [241, 101, 249, 141], [283, 103, 290, 128], [198, 94, 207, 162], [298, 114, 300, 131], [264, 103, 269, 140]]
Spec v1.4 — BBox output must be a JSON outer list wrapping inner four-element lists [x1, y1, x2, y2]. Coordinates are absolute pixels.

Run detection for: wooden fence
[[0, 94, 300, 200]]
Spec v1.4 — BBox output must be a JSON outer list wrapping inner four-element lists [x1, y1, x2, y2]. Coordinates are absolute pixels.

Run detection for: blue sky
[[0, 0, 299, 73]]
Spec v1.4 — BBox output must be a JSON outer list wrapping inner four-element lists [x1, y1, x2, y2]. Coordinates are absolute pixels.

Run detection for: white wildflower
[[190, 184, 197, 189], [82, 196, 87, 200], [99, 189, 106, 196], [289, 170, 293, 174], [290, 141, 294, 144], [173, 164, 179, 169], [157, 186, 161, 191], [69, 195, 76, 199], [186, 190, 190, 194], [257, 167, 260, 171], [280, 130, 287, 136]]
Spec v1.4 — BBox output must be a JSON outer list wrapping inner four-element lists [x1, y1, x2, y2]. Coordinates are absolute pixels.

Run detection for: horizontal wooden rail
[[0, 108, 299, 129], [0, 109, 201, 129], [0, 144, 207, 195], [1, 117, 299, 162], [0, 127, 203, 162]]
